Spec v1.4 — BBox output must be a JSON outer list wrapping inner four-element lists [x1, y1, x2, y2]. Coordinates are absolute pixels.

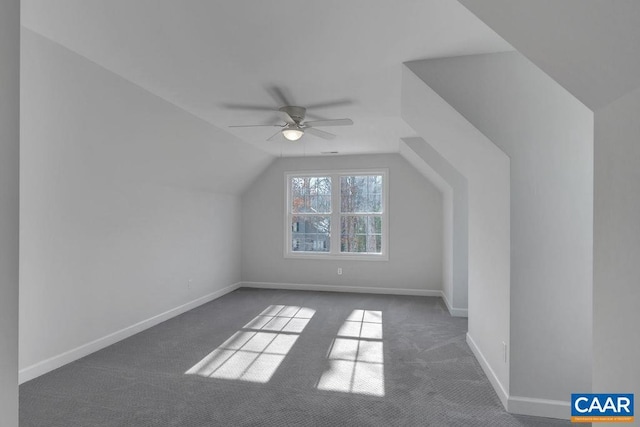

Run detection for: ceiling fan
[[225, 87, 354, 142]]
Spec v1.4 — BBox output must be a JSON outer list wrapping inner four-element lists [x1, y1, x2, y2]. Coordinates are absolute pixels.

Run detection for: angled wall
[[0, 0, 20, 425], [408, 52, 593, 418], [402, 64, 511, 405], [457, 2, 640, 420], [400, 137, 468, 316], [458, 0, 640, 110], [593, 85, 640, 401], [19, 29, 273, 382]]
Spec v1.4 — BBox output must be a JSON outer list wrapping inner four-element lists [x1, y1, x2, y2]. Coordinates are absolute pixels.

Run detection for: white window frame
[[284, 169, 389, 261]]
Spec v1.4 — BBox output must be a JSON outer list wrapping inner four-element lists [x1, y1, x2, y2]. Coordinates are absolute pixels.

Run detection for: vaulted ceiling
[[459, 0, 640, 110], [22, 0, 512, 156]]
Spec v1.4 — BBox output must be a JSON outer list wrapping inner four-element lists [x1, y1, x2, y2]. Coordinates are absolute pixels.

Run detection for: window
[[289, 176, 332, 253], [286, 170, 388, 260], [340, 175, 384, 254]]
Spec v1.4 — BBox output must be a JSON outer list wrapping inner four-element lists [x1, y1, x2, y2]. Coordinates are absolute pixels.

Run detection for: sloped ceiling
[[458, 0, 640, 110], [22, 0, 512, 156]]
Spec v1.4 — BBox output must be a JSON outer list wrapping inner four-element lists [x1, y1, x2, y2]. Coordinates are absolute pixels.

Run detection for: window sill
[[284, 252, 389, 262]]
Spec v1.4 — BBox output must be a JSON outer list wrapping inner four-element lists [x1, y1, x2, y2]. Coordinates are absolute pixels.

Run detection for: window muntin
[[340, 215, 382, 253], [340, 175, 383, 213], [290, 176, 332, 253], [339, 175, 383, 254], [291, 176, 331, 214], [286, 170, 388, 260], [291, 215, 330, 252]]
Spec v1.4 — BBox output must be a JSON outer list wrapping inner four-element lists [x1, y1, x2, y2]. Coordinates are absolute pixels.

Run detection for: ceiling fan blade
[[267, 86, 293, 106], [221, 103, 277, 111], [229, 124, 282, 128], [305, 99, 353, 110], [278, 110, 296, 125], [306, 127, 336, 140], [304, 118, 353, 127], [267, 130, 282, 141]]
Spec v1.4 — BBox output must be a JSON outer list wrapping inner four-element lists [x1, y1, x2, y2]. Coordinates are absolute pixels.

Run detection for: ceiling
[[22, 0, 512, 157], [459, 0, 640, 110]]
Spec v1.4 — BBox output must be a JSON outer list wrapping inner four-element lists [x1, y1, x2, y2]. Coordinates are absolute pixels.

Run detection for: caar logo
[[571, 393, 634, 423]]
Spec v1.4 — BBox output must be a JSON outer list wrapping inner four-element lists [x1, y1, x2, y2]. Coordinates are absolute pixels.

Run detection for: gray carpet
[[20, 288, 572, 426]]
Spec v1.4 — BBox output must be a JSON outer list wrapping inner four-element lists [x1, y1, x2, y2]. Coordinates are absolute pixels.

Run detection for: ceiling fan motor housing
[[279, 106, 306, 123]]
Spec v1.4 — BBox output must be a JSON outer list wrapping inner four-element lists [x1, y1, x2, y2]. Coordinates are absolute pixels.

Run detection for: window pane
[[340, 215, 382, 253], [291, 177, 331, 214], [291, 216, 330, 252], [340, 175, 383, 213]]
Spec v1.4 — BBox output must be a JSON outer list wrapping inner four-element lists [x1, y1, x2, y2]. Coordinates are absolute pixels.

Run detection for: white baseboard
[[440, 292, 468, 317], [239, 281, 443, 297], [449, 307, 468, 317], [466, 333, 569, 420], [19, 280, 570, 421], [19, 282, 241, 384], [508, 395, 570, 420], [466, 332, 509, 409]]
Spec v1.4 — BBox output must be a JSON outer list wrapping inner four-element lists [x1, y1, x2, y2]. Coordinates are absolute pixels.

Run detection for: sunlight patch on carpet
[[186, 305, 315, 383], [317, 310, 385, 396]]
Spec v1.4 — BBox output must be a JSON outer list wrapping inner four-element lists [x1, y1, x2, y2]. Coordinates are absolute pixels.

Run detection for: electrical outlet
[[337, 267, 343, 275], [188, 279, 192, 288], [502, 342, 507, 363]]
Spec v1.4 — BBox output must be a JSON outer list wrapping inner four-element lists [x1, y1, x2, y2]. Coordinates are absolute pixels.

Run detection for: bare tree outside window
[[290, 177, 331, 252], [340, 175, 383, 253], [286, 171, 387, 259]]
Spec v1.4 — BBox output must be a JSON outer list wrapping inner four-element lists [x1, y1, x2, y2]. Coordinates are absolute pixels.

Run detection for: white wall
[[0, 0, 20, 424], [399, 140, 454, 310], [451, 4, 640, 422], [409, 52, 594, 417], [593, 85, 640, 401], [400, 137, 469, 316], [402, 64, 511, 403], [20, 30, 272, 380], [241, 154, 443, 292]]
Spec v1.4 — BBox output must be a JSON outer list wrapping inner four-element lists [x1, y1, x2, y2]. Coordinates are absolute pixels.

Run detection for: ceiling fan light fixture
[[282, 127, 304, 141]]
